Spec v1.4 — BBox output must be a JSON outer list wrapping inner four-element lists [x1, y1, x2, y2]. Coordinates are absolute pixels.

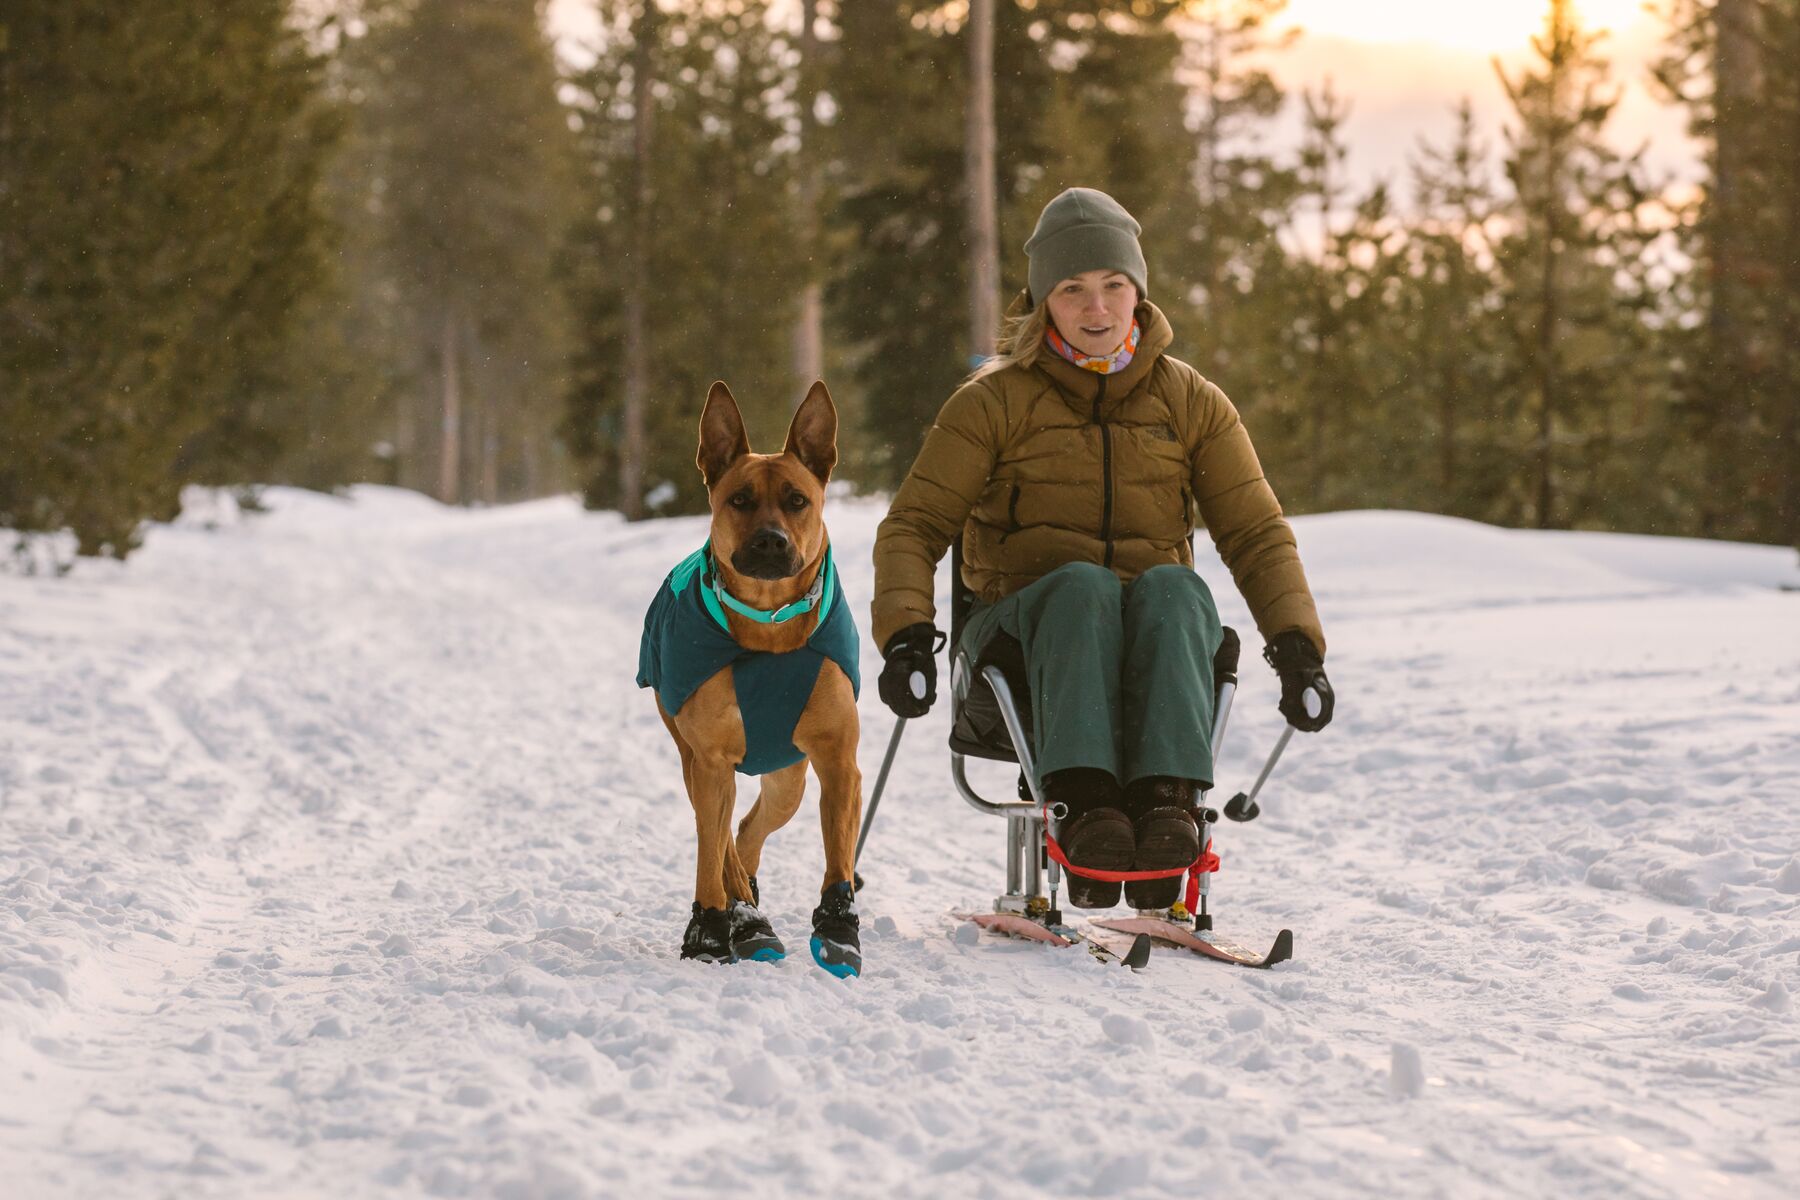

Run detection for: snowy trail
[[2, 489, 1797, 1199]]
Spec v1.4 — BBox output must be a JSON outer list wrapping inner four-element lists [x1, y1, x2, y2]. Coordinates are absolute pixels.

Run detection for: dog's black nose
[[746, 527, 790, 557]]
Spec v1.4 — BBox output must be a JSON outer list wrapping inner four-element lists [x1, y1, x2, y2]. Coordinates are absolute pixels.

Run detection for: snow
[[3, 486, 1798, 1198]]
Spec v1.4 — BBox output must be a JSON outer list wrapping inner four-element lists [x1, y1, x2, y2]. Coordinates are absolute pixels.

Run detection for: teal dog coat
[[637, 544, 861, 776]]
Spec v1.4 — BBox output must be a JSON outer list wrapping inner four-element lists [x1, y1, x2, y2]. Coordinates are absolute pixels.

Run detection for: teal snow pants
[[957, 562, 1223, 789]]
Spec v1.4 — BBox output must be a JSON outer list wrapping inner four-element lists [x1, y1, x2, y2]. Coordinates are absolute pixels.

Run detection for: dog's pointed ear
[[698, 381, 751, 489], [784, 380, 837, 485]]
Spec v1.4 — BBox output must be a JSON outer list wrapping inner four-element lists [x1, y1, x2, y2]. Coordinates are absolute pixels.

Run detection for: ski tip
[[809, 937, 860, 979], [1265, 928, 1294, 968], [1122, 933, 1152, 971]]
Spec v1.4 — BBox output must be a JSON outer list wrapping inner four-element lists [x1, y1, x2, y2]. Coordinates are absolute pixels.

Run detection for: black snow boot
[[729, 899, 785, 963], [680, 903, 734, 963], [1047, 768, 1132, 910], [809, 881, 861, 978], [1123, 776, 1200, 911]]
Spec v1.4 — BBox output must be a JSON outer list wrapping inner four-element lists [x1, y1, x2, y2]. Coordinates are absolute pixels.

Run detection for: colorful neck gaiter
[[1045, 316, 1141, 375]]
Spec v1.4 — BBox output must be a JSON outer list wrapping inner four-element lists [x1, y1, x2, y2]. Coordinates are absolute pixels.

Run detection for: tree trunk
[[792, 0, 824, 392], [523, 413, 544, 498], [1440, 309, 1457, 497], [480, 394, 499, 506], [1190, 15, 1225, 376], [964, 0, 1000, 361], [393, 389, 418, 493], [1534, 55, 1567, 532], [1707, 0, 1764, 537], [465, 312, 498, 505], [1536, 210, 1560, 530], [437, 305, 461, 505], [620, 1, 658, 521], [1786, 4, 1800, 555]]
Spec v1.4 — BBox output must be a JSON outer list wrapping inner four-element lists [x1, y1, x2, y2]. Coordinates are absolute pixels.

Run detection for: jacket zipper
[[1091, 376, 1114, 568]]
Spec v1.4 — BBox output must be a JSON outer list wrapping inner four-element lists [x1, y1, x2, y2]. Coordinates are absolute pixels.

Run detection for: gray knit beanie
[[1024, 187, 1148, 306]]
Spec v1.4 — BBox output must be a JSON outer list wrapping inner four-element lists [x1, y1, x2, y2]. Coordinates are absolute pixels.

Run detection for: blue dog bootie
[[809, 881, 861, 978], [729, 899, 786, 962]]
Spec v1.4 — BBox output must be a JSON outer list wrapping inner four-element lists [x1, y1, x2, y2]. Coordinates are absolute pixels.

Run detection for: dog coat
[[637, 544, 861, 776]]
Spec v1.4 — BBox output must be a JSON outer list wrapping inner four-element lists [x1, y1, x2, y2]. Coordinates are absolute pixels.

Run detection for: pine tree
[[1655, 0, 1798, 545], [790, 0, 833, 396], [828, 2, 971, 487], [372, 0, 576, 505], [1178, 0, 1297, 384], [0, 1, 337, 557], [1288, 81, 1353, 498], [966, 0, 1001, 360], [1493, 0, 1656, 529], [1776, 1, 1800, 553], [262, 4, 414, 493], [563, 0, 808, 515], [831, 0, 1195, 490], [1403, 101, 1507, 517]]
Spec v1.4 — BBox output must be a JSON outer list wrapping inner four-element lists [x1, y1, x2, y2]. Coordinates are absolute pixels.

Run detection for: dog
[[635, 381, 864, 977]]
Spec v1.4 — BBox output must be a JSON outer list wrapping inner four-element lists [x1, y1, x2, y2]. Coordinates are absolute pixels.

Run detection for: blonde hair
[[968, 297, 1051, 382]]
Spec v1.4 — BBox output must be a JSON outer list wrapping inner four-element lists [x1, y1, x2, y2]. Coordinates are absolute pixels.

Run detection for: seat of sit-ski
[[945, 535, 1237, 769], [945, 534, 1030, 763], [948, 628, 1031, 762]]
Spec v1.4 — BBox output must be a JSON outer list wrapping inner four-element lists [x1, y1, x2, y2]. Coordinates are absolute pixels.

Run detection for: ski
[[1090, 915, 1292, 969], [951, 910, 1151, 969]]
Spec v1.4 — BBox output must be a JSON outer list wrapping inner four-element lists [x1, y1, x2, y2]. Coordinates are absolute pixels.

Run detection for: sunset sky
[[1266, 0, 1697, 198], [547, 1, 1701, 204]]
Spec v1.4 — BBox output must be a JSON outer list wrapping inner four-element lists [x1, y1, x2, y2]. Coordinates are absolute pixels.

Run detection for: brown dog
[[642, 380, 864, 974]]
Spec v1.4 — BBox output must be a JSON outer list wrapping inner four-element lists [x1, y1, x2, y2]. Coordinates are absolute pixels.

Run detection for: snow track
[[2, 489, 1796, 1198]]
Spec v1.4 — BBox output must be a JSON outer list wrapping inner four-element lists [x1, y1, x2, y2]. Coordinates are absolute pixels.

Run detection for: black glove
[[878, 623, 943, 719], [1264, 629, 1334, 733]]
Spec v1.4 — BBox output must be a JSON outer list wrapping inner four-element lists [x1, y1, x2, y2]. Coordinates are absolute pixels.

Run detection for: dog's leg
[[664, 686, 747, 912], [735, 760, 809, 882], [687, 752, 739, 911], [812, 748, 862, 892], [793, 664, 862, 892]]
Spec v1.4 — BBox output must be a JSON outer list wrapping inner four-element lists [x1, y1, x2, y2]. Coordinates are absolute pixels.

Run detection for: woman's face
[[1045, 270, 1138, 357]]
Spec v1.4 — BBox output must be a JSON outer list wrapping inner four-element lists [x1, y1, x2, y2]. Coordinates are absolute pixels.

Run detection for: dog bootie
[[729, 899, 785, 962], [680, 903, 735, 963], [809, 881, 861, 978]]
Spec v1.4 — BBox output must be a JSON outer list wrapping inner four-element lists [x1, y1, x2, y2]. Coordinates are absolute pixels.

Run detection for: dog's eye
[[728, 492, 754, 510], [783, 492, 809, 511]]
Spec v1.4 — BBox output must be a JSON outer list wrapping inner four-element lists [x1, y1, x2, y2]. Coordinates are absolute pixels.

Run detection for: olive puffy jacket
[[871, 301, 1326, 657]]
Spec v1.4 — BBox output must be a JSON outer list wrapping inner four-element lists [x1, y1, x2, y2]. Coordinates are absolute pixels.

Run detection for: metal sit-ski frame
[[853, 541, 1302, 967], [944, 538, 1241, 929]]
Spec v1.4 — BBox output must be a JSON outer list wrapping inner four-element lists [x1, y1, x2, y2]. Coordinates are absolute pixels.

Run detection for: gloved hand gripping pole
[[1223, 687, 1322, 823]]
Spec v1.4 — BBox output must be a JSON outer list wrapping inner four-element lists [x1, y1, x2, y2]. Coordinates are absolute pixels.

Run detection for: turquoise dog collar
[[696, 543, 838, 629]]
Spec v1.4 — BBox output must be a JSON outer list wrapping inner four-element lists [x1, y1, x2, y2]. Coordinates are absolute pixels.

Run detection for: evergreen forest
[[2, 0, 1796, 559]]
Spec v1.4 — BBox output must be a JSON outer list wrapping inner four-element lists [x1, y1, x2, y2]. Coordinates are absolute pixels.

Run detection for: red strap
[[1183, 839, 1219, 912], [1045, 812, 1221, 884]]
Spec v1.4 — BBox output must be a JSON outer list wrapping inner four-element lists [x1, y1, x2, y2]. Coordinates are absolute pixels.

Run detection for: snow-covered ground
[[3, 487, 1797, 1199]]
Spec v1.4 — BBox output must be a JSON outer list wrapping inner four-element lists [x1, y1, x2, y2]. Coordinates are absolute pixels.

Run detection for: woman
[[870, 187, 1334, 911]]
